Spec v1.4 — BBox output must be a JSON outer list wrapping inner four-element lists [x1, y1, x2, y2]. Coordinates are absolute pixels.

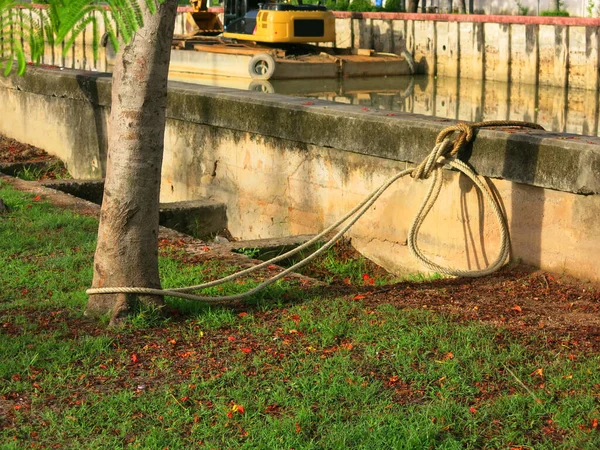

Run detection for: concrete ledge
[[4, 68, 599, 194], [159, 200, 228, 240], [41, 179, 105, 204], [40, 179, 228, 239], [167, 83, 600, 195]]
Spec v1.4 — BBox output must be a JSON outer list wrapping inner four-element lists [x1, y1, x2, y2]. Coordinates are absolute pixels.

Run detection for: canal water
[[169, 71, 600, 138]]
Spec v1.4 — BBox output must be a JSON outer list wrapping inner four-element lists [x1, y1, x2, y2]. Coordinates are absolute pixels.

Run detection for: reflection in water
[[169, 71, 600, 137], [34, 34, 599, 137]]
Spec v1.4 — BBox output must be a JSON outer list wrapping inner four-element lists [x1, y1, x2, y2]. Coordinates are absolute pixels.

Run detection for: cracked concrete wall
[[1, 68, 600, 281]]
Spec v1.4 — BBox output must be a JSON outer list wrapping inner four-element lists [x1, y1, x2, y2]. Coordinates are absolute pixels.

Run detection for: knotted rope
[[87, 120, 543, 302]]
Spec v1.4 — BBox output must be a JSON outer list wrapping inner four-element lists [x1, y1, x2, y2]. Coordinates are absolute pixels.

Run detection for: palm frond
[[1, 0, 166, 75]]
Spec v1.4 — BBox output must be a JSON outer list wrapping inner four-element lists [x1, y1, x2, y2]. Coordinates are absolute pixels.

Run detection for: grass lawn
[[1, 180, 600, 449]]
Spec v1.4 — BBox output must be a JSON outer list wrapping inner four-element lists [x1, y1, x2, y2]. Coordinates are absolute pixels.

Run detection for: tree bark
[[86, 0, 178, 326], [407, 0, 420, 13]]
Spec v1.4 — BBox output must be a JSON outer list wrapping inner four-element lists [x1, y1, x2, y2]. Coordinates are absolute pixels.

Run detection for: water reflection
[[169, 72, 600, 137]]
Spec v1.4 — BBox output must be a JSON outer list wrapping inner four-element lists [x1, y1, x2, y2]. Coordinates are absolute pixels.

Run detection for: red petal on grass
[[240, 347, 252, 353], [131, 354, 138, 363], [238, 312, 248, 317]]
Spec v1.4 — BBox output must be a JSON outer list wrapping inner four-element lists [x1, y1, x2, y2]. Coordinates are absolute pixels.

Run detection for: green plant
[[237, 247, 261, 259], [325, 0, 350, 11], [383, 0, 405, 12], [348, 0, 375, 12], [587, 0, 595, 16], [541, 0, 569, 16], [540, 9, 570, 16], [14, 161, 71, 181], [515, 0, 529, 15], [0, 0, 166, 75], [15, 165, 45, 181]]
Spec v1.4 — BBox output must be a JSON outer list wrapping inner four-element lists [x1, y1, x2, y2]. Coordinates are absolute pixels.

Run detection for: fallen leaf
[[227, 336, 236, 341], [238, 312, 248, 318], [131, 353, 139, 363], [240, 347, 252, 353], [512, 305, 523, 313], [530, 368, 544, 377]]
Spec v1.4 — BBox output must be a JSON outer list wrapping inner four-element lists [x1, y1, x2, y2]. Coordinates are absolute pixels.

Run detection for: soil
[[0, 134, 55, 163], [2, 134, 600, 352]]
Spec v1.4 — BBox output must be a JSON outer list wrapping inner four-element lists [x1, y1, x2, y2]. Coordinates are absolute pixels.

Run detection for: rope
[[86, 120, 543, 302]]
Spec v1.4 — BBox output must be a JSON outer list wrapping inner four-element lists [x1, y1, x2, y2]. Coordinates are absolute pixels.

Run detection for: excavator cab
[[222, 0, 336, 44]]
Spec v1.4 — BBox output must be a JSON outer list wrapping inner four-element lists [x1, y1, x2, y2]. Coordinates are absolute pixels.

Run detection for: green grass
[[14, 161, 71, 181], [1, 181, 600, 449]]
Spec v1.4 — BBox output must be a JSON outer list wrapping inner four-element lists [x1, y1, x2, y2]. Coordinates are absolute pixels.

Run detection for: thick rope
[[86, 120, 543, 302]]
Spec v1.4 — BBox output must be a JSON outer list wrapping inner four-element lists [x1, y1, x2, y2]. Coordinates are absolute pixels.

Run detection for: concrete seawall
[[328, 12, 600, 90], [1, 67, 599, 281]]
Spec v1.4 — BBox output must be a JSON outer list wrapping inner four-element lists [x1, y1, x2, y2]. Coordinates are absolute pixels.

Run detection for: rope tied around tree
[[86, 120, 544, 303]]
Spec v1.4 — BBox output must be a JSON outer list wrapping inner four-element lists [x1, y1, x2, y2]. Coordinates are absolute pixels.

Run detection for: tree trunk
[[86, 0, 178, 326], [456, 0, 466, 13], [407, 0, 420, 12]]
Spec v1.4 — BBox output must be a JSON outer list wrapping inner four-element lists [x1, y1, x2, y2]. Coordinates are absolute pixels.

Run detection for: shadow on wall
[[501, 132, 543, 268], [455, 126, 543, 270], [75, 74, 110, 179]]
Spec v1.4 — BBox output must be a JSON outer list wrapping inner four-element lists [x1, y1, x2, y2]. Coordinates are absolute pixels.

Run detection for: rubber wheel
[[248, 80, 275, 93], [248, 54, 276, 80]]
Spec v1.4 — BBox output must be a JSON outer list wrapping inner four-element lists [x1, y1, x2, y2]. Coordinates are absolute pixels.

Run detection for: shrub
[[348, 0, 376, 12], [383, 0, 405, 12], [326, 0, 350, 11], [540, 9, 570, 16]]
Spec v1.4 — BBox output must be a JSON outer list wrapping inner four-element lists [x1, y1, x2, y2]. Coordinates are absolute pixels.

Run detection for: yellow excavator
[[185, 0, 335, 44]]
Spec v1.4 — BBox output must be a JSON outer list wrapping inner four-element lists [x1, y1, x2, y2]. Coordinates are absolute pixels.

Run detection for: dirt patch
[[0, 134, 53, 164], [348, 265, 600, 351]]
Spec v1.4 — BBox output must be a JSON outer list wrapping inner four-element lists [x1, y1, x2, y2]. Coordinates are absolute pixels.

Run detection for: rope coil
[[87, 120, 544, 302]]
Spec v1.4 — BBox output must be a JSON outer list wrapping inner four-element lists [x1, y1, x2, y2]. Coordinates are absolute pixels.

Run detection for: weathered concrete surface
[[1, 68, 600, 281]]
